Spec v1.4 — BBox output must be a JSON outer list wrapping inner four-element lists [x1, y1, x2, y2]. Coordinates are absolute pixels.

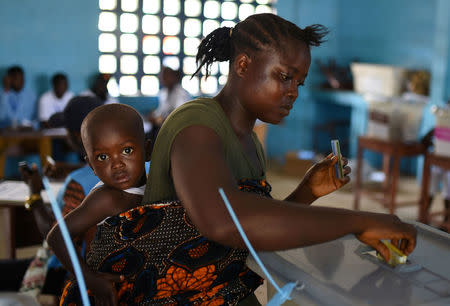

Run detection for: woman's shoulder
[[165, 97, 226, 130]]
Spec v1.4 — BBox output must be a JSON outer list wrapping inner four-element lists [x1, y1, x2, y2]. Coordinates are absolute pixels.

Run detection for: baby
[[47, 103, 150, 305]]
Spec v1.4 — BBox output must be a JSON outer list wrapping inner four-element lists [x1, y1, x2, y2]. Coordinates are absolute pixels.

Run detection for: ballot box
[[248, 221, 450, 305]]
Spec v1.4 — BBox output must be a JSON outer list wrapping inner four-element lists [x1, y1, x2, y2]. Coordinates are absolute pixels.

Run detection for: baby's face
[[84, 123, 146, 190]]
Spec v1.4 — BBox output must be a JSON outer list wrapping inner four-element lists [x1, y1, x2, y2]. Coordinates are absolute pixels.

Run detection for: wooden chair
[[353, 136, 426, 214], [419, 152, 450, 231]]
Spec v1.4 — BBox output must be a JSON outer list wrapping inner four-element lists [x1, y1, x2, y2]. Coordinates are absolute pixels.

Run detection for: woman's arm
[[170, 125, 416, 261]]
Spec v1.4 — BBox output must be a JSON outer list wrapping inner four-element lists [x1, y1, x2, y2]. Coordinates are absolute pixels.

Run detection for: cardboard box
[[283, 151, 314, 177]]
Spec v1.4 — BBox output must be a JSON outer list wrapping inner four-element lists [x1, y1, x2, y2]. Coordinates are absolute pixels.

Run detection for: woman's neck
[[215, 87, 255, 139]]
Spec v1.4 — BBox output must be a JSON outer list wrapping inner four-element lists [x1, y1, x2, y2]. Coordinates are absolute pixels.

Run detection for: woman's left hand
[[303, 153, 351, 198]]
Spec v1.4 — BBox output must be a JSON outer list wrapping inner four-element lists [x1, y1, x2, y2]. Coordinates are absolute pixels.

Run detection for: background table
[[0, 128, 68, 179], [0, 180, 63, 259]]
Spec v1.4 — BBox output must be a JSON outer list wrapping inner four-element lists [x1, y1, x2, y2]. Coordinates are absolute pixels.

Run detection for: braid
[[194, 13, 329, 78], [194, 27, 232, 78]]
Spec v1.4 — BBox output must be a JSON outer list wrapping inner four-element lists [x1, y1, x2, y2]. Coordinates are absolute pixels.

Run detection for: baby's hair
[[194, 13, 328, 77], [81, 104, 145, 145]]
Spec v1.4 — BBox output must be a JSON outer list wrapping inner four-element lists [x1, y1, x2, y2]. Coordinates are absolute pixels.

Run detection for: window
[[98, 0, 276, 97]]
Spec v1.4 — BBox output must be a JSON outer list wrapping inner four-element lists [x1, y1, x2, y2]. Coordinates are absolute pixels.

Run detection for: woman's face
[[238, 40, 311, 124]]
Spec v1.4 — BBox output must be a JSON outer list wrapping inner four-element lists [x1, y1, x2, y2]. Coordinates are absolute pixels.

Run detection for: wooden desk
[[0, 180, 63, 259], [0, 128, 68, 179], [419, 152, 450, 229]]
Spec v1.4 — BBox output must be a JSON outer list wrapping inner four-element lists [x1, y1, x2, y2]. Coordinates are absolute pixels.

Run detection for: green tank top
[[143, 97, 266, 203]]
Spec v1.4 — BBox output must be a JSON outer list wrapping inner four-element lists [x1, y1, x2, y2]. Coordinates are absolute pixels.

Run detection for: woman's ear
[[144, 139, 153, 161], [233, 53, 251, 77]]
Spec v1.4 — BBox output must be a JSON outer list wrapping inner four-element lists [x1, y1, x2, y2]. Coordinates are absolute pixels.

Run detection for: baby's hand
[[85, 271, 124, 306]]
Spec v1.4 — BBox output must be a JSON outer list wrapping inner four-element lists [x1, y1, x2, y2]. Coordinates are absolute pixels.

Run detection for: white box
[[351, 63, 408, 97], [366, 101, 424, 142], [433, 106, 450, 157]]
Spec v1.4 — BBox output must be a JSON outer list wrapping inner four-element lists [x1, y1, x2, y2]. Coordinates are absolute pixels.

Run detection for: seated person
[[80, 73, 118, 105], [0, 65, 37, 130], [146, 66, 191, 143], [38, 73, 74, 128], [0, 96, 103, 297], [47, 104, 151, 305]]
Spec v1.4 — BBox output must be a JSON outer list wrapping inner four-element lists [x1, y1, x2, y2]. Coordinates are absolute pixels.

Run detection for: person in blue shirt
[[0, 66, 37, 129]]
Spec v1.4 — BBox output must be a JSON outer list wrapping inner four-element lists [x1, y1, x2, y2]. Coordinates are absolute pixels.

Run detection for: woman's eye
[[123, 147, 133, 155], [96, 154, 108, 161]]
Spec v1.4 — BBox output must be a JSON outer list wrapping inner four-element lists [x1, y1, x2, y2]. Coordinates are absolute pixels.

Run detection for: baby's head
[[81, 104, 148, 190]]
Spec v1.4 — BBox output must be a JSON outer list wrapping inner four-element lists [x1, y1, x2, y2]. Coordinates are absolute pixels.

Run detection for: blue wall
[[0, 0, 99, 96], [1, 0, 447, 163], [268, 0, 449, 162]]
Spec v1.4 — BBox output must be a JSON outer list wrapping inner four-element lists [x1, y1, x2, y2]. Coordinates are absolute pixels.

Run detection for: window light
[[120, 34, 138, 53], [141, 76, 160, 96], [183, 57, 197, 75], [182, 76, 199, 95], [120, 13, 138, 33], [99, 33, 117, 52], [121, 0, 138, 12], [162, 37, 180, 55], [143, 56, 161, 74], [221, 2, 238, 20], [119, 76, 138, 95], [203, 19, 220, 37], [99, 54, 117, 74], [184, 38, 201, 56], [201, 76, 218, 94], [142, 0, 159, 14], [203, 1, 220, 19], [239, 4, 255, 21], [120, 55, 138, 74], [163, 17, 181, 35], [184, 0, 202, 17], [184, 19, 202, 37], [255, 5, 272, 14], [163, 0, 180, 16], [98, 12, 117, 31], [142, 15, 160, 34], [142, 36, 161, 54], [99, 0, 116, 10]]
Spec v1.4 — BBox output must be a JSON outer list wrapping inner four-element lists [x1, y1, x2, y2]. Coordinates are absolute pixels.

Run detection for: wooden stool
[[353, 136, 426, 214], [419, 152, 450, 230]]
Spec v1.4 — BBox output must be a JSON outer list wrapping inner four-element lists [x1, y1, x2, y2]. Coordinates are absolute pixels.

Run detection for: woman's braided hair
[[194, 13, 328, 77]]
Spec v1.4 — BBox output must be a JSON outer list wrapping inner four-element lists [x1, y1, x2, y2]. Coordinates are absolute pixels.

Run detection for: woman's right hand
[[85, 271, 123, 306], [356, 213, 417, 262]]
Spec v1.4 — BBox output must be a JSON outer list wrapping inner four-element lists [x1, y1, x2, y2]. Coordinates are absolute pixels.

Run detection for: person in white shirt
[[79, 73, 118, 105], [39, 73, 74, 127], [147, 66, 191, 144]]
